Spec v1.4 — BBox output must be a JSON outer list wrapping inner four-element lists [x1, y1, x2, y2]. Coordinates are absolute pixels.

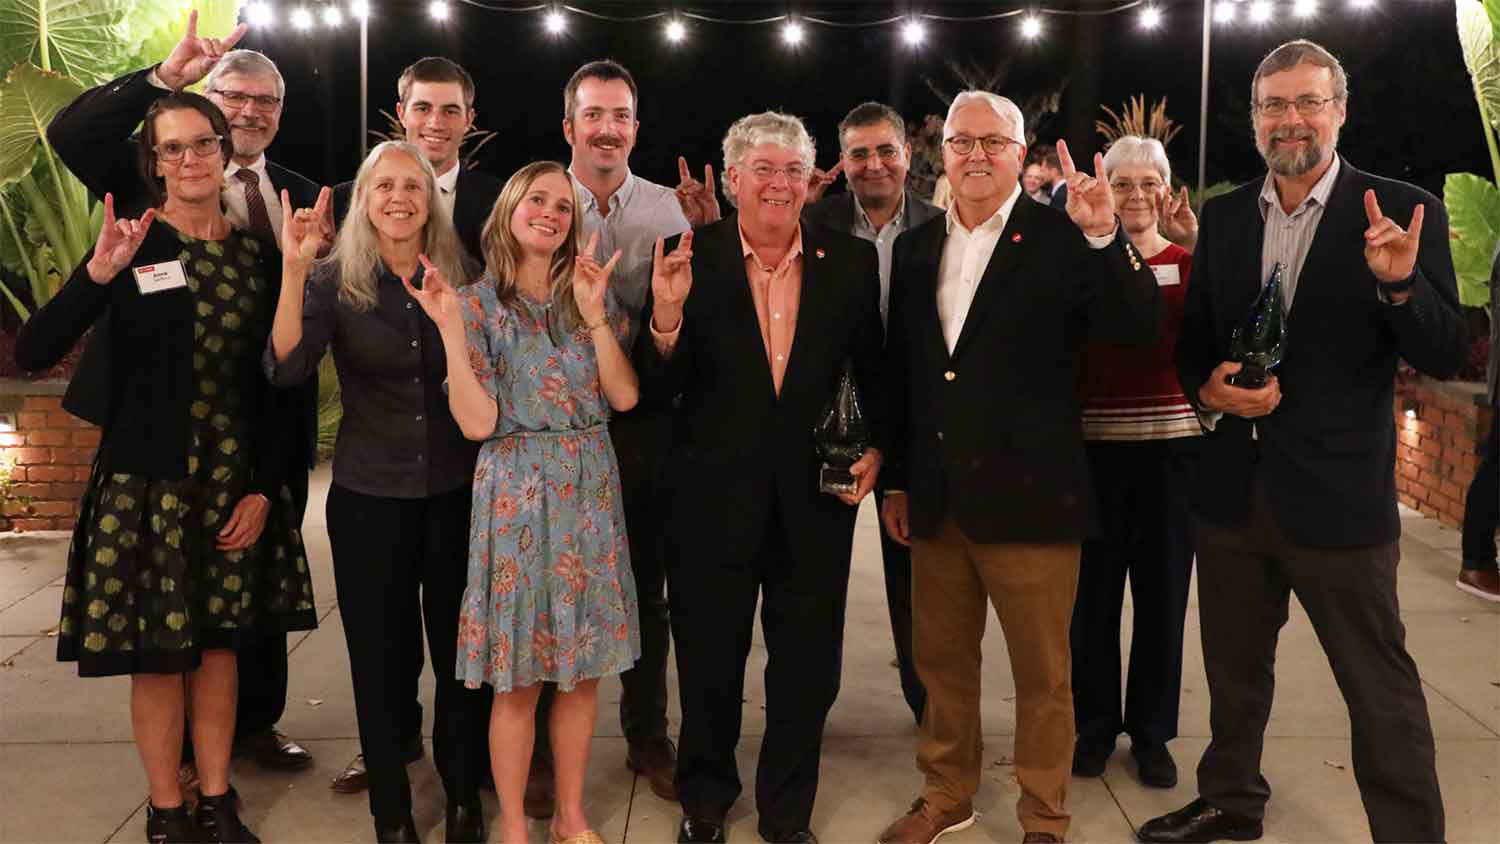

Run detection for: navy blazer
[[802, 189, 943, 237], [1174, 157, 1466, 547]]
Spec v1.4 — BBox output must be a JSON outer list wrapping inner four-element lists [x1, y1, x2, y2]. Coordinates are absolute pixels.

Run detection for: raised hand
[[574, 231, 623, 325], [1157, 185, 1198, 253], [650, 230, 694, 332], [280, 186, 332, 270], [805, 160, 844, 205], [675, 156, 722, 227], [86, 193, 156, 284], [400, 254, 463, 333], [1363, 190, 1425, 285], [156, 8, 249, 90], [1057, 140, 1116, 237]]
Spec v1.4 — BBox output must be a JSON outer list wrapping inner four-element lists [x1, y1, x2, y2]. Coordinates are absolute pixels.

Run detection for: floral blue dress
[[455, 278, 640, 693]]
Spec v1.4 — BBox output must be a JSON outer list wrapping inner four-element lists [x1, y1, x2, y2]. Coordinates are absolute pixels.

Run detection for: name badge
[[1151, 264, 1181, 287], [132, 260, 189, 295]]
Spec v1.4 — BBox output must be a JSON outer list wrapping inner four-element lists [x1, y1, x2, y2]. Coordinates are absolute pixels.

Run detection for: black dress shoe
[[761, 829, 818, 844], [236, 727, 315, 771], [678, 815, 727, 843], [445, 801, 485, 844], [1132, 742, 1178, 789], [1071, 739, 1113, 777], [145, 803, 197, 844], [196, 788, 261, 843], [375, 817, 420, 843], [1137, 798, 1263, 843]]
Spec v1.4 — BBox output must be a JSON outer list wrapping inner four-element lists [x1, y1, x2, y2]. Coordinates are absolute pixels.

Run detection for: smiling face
[[1108, 162, 1167, 237], [509, 170, 575, 258], [725, 143, 809, 236], [205, 70, 282, 163], [151, 108, 226, 205], [563, 77, 639, 179], [840, 120, 911, 209], [364, 149, 430, 244], [397, 80, 474, 176], [1253, 62, 1345, 179], [942, 101, 1025, 210], [1022, 163, 1045, 194]]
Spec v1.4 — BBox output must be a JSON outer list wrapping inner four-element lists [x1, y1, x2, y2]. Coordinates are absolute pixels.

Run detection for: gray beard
[[1258, 131, 1336, 178]]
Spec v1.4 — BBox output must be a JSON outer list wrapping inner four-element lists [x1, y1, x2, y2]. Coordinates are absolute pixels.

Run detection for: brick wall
[[0, 380, 99, 532], [1394, 375, 1493, 528]]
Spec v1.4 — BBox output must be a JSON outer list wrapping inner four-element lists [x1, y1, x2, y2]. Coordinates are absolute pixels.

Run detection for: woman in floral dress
[[405, 160, 640, 844]]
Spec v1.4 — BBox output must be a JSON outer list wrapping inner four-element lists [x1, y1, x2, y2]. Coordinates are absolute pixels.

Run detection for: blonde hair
[[322, 141, 472, 311], [479, 161, 585, 329]]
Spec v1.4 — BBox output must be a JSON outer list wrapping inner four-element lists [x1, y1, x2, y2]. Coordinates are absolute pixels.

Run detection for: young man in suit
[[46, 13, 320, 778], [877, 92, 1161, 844], [1139, 40, 1465, 844], [803, 101, 941, 727], [640, 111, 885, 844]]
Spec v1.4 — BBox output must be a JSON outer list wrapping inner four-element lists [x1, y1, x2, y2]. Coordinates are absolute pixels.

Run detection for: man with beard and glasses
[[46, 10, 322, 783], [1139, 39, 1465, 844]]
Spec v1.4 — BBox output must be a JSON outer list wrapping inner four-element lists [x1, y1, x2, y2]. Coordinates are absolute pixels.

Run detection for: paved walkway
[[1, 467, 1496, 843]]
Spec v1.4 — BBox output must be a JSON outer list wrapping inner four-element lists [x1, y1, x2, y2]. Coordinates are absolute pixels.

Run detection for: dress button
[[776, 353, 785, 361], [773, 312, 781, 320], [937, 431, 944, 440], [406, 302, 413, 309], [416, 414, 424, 422], [410, 339, 418, 348], [944, 370, 956, 381], [416, 453, 424, 461]]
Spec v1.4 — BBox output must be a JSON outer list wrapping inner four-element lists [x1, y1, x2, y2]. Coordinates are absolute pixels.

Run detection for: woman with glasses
[[403, 159, 641, 844], [16, 93, 315, 844], [268, 140, 487, 844], [1069, 135, 1202, 789]]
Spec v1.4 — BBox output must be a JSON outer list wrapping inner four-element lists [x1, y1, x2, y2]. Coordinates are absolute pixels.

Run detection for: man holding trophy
[[638, 111, 884, 844]]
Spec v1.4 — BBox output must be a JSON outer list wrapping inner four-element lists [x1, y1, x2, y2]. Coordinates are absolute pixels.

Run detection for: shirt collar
[[223, 154, 269, 181], [945, 183, 1021, 235], [738, 222, 804, 273], [435, 164, 460, 196], [854, 192, 907, 232], [1259, 155, 1341, 218], [568, 167, 638, 215]]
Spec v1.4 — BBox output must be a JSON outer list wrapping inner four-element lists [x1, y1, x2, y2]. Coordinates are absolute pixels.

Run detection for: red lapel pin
[[1011, 232, 1023, 243], [815, 248, 826, 259]]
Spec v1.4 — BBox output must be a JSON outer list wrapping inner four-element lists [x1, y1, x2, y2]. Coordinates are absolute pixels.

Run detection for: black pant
[[874, 488, 924, 725], [1194, 469, 1443, 842], [1071, 438, 1196, 748], [668, 504, 851, 837], [1461, 407, 1499, 571], [327, 483, 486, 825]]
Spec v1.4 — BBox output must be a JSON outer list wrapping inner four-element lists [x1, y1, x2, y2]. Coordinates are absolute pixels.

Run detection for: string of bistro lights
[[245, 0, 1384, 37]]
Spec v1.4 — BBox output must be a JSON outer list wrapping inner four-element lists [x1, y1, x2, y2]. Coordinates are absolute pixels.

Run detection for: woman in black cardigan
[[15, 93, 314, 844]]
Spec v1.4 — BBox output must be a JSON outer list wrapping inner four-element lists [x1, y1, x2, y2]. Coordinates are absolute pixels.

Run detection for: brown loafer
[[331, 737, 424, 794], [878, 798, 976, 844], [237, 727, 315, 771], [625, 736, 679, 801], [525, 758, 556, 819]]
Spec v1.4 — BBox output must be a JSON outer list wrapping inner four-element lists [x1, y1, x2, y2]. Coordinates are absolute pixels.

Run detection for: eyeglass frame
[[1108, 178, 1167, 195], [942, 135, 1022, 156], [1251, 94, 1343, 118], [844, 145, 904, 165], [208, 88, 284, 111], [151, 134, 227, 162], [741, 162, 811, 183]]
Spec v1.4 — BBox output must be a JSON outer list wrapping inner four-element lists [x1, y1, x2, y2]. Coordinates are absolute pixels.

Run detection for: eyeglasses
[[1109, 178, 1165, 195], [209, 89, 283, 111], [845, 145, 903, 165], [746, 163, 810, 183], [943, 135, 1021, 156], [1252, 95, 1341, 118], [153, 135, 224, 162]]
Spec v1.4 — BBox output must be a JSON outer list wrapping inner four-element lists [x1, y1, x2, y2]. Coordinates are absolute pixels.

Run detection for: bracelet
[[585, 316, 609, 331], [1380, 272, 1417, 295]]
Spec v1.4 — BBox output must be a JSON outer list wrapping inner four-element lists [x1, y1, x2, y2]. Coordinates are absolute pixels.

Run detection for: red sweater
[[1079, 241, 1201, 441]]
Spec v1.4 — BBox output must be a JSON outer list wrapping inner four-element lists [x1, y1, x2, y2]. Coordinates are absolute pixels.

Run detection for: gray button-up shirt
[[569, 169, 691, 352], [850, 193, 907, 329], [1257, 155, 1340, 306]]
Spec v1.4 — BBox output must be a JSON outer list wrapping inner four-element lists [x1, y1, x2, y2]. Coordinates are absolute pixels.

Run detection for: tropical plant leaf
[[1488, 0, 1500, 44], [1458, 0, 1500, 132], [0, 62, 83, 188], [124, 0, 243, 80], [1444, 172, 1500, 308], [0, 0, 132, 86]]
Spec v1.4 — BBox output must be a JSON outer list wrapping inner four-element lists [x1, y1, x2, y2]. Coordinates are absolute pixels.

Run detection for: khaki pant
[[912, 516, 1080, 838]]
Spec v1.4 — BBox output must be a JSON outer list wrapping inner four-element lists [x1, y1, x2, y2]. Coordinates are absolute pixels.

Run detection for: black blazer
[[14, 227, 310, 496], [883, 196, 1162, 543], [1175, 158, 1466, 548], [802, 189, 944, 236], [637, 216, 885, 570], [332, 165, 501, 268]]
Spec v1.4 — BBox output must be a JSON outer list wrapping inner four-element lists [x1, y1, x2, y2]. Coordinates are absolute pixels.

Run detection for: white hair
[[720, 111, 816, 209], [943, 91, 1025, 143], [204, 49, 286, 101], [1102, 136, 1172, 185]]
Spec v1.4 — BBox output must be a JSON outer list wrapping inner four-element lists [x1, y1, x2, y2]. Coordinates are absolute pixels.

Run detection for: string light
[[1214, 0, 1237, 22], [544, 9, 566, 34], [1139, 5, 1162, 28], [1248, 0, 1272, 22], [245, 1, 274, 26], [1020, 14, 1043, 39], [1350, 0, 1376, 8], [290, 6, 313, 29], [348, 0, 368, 19], [322, 5, 343, 26], [428, 0, 448, 21], [664, 18, 686, 43], [782, 20, 804, 46], [902, 20, 925, 46], [1293, 0, 1318, 16]]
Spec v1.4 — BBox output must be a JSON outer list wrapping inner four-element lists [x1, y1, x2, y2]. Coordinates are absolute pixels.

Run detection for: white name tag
[[132, 259, 189, 295], [1151, 264, 1181, 287]]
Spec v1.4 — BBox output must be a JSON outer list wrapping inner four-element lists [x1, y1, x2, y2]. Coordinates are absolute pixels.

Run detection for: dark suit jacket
[[1050, 181, 1068, 212], [46, 66, 321, 473], [882, 196, 1162, 543], [637, 215, 885, 570], [802, 189, 943, 236], [1488, 243, 1499, 404], [332, 165, 501, 268], [1174, 157, 1467, 548]]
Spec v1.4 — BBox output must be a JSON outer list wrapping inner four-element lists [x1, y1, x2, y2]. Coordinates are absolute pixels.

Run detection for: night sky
[[235, 0, 1484, 200]]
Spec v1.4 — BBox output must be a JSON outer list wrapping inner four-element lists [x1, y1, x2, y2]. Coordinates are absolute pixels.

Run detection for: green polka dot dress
[[57, 230, 317, 677]]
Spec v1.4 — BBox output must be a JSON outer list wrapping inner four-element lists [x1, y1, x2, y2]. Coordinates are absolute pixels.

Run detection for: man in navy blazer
[[1140, 40, 1465, 844], [45, 14, 320, 776]]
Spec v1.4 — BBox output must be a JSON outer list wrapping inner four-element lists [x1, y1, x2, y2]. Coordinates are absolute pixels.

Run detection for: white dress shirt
[[936, 186, 1022, 354], [222, 156, 283, 248], [434, 162, 459, 220]]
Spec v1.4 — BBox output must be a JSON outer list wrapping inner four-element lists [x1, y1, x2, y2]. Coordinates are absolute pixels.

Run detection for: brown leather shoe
[[237, 727, 314, 771], [878, 798, 976, 844], [625, 736, 679, 801], [1457, 568, 1500, 602], [331, 737, 424, 793], [1022, 834, 1063, 843], [524, 757, 556, 819]]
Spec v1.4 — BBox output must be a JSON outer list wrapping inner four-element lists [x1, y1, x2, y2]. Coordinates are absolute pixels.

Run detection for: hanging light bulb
[[348, 0, 369, 19], [782, 21, 804, 46], [902, 20, 925, 46], [290, 6, 314, 29], [428, 0, 449, 22], [1139, 5, 1163, 28], [246, 1, 275, 26], [321, 5, 343, 26], [544, 9, 566, 34], [1248, 0, 1273, 22], [1020, 15, 1042, 39]]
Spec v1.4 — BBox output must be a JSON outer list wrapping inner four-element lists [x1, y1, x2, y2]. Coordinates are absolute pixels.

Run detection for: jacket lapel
[[949, 197, 1031, 361], [706, 215, 779, 404], [1286, 156, 1364, 325], [781, 224, 833, 402]]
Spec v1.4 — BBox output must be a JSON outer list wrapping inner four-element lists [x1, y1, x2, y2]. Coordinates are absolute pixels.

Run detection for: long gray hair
[[322, 141, 472, 310]]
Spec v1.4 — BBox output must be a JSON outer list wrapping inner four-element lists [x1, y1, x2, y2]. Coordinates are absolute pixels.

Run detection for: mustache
[[590, 135, 625, 146], [1269, 126, 1316, 142], [231, 120, 267, 131]]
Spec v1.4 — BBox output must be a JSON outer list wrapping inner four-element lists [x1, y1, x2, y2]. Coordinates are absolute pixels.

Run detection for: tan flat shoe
[[550, 829, 605, 844]]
